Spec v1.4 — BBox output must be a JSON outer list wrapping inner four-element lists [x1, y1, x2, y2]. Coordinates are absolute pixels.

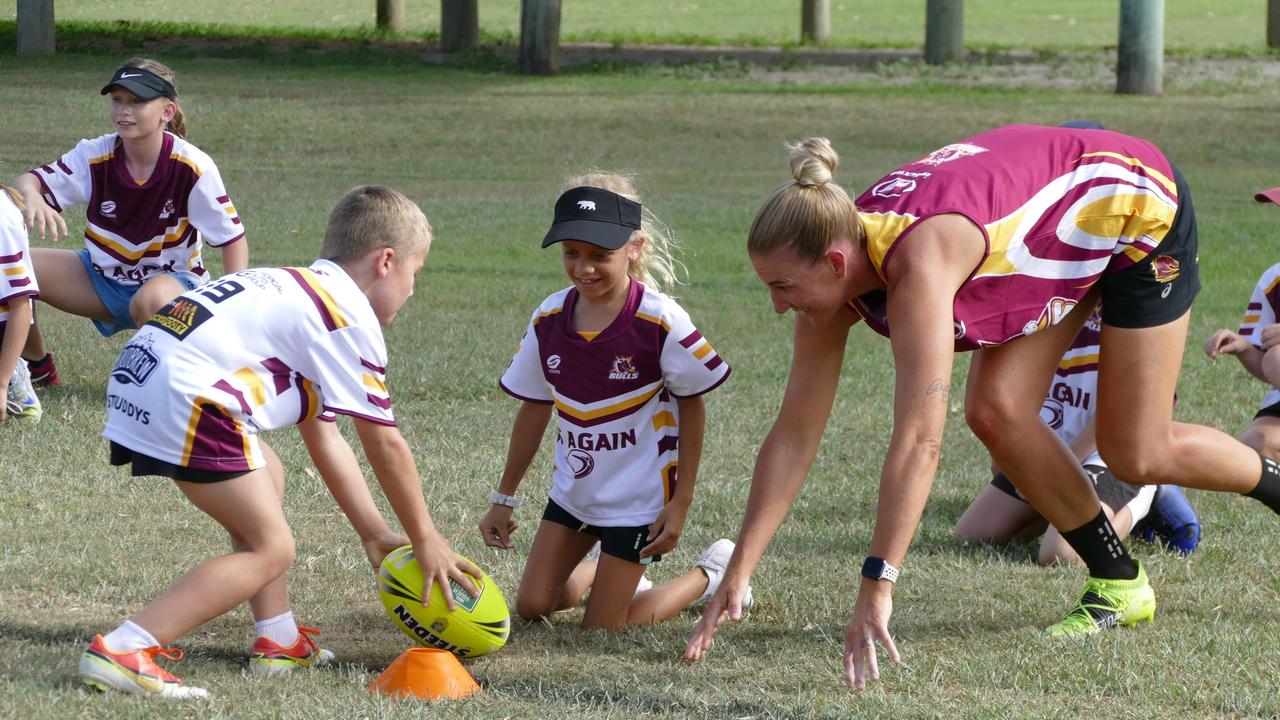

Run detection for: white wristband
[[488, 490, 521, 509]]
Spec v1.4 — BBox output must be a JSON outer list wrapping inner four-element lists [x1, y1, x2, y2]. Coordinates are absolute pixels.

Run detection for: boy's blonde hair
[[562, 171, 684, 293], [120, 57, 187, 138], [747, 137, 864, 263], [321, 186, 432, 263]]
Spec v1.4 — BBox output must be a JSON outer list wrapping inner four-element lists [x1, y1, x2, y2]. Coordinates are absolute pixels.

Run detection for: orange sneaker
[[248, 625, 335, 675], [79, 635, 208, 699]]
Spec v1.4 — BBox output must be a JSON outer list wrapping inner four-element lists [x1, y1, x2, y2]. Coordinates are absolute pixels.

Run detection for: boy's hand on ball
[[362, 530, 411, 570], [479, 505, 518, 549], [414, 538, 482, 611]]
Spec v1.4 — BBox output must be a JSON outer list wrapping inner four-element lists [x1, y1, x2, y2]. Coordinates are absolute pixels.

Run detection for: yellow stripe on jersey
[[233, 368, 268, 407], [857, 211, 917, 281], [86, 220, 191, 262], [1265, 274, 1280, 297], [3, 266, 26, 276], [224, 205, 237, 215], [1072, 192, 1175, 246], [535, 307, 562, 325], [299, 378, 320, 420], [1057, 352, 1099, 371], [1243, 314, 1261, 325], [294, 269, 350, 330], [652, 410, 677, 431], [89, 152, 114, 166], [692, 341, 714, 360], [1078, 152, 1177, 197], [635, 312, 670, 331], [976, 207, 1029, 278], [578, 331, 599, 341], [169, 153, 204, 178], [554, 386, 661, 422], [661, 460, 678, 503], [363, 373, 388, 393]]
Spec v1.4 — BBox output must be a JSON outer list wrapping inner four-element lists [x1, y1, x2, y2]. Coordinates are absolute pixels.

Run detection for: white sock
[[253, 610, 299, 647], [102, 619, 159, 653]]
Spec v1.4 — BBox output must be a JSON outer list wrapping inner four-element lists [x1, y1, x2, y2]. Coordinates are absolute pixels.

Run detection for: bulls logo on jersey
[[565, 448, 595, 479], [1151, 255, 1180, 283], [159, 199, 176, 220], [917, 142, 987, 167], [608, 355, 638, 381]]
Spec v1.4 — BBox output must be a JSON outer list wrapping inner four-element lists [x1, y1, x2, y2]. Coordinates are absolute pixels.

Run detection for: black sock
[[1245, 454, 1280, 514], [1060, 510, 1139, 580]]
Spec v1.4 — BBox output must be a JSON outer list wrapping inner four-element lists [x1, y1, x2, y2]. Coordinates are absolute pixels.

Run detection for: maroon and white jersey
[[1239, 263, 1280, 410], [850, 124, 1179, 350], [0, 190, 38, 327], [103, 260, 390, 473], [32, 132, 243, 287], [1041, 308, 1101, 450], [500, 281, 731, 526]]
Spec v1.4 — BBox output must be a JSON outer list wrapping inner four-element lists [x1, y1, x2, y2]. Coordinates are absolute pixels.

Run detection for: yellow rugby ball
[[377, 546, 510, 658]]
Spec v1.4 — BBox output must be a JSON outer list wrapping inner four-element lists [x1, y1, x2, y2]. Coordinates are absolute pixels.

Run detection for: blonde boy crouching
[[80, 186, 477, 698]]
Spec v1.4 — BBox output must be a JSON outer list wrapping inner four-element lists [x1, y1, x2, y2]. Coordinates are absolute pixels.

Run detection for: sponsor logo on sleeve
[[545, 354, 561, 375], [110, 337, 159, 386], [147, 297, 212, 340]]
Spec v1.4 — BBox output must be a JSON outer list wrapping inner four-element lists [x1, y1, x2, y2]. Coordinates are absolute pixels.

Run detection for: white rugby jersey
[[32, 132, 243, 287], [1238, 263, 1280, 410], [103, 259, 392, 473], [1040, 307, 1101, 451], [500, 281, 731, 526], [0, 190, 38, 326]]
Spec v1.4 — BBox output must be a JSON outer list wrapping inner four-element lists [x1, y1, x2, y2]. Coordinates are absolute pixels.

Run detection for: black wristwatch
[[861, 556, 900, 583]]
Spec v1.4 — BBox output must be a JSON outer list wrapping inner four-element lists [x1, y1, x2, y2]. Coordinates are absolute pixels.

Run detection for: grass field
[[2, 45, 1280, 719], [1, 0, 1276, 52]]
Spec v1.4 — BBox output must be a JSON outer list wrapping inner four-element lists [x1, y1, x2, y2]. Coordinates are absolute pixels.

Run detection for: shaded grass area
[[1, 52, 1279, 718]]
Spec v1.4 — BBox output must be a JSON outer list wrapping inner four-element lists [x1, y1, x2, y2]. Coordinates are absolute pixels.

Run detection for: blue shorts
[[77, 249, 202, 336]]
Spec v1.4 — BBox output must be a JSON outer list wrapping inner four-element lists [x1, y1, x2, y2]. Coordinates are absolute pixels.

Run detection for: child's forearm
[[220, 238, 248, 274], [13, 173, 41, 201], [671, 396, 706, 506], [0, 303, 32, 392], [298, 417, 392, 542], [1235, 345, 1267, 383], [495, 401, 553, 494], [354, 419, 442, 546]]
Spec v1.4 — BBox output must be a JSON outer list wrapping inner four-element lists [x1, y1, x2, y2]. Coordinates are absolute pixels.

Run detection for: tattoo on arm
[[926, 378, 947, 397]]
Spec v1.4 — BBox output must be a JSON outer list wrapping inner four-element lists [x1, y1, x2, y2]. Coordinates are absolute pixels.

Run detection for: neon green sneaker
[[1044, 561, 1156, 638]]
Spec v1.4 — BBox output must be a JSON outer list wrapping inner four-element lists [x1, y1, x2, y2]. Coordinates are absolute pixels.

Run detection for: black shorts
[[109, 441, 248, 484], [1255, 399, 1280, 420], [542, 498, 660, 565], [1098, 162, 1201, 329], [990, 465, 1140, 511]]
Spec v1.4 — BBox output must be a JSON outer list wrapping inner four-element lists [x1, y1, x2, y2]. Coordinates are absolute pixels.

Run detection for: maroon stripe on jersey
[[1056, 364, 1098, 377], [657, 435, 679, 455], [0, 289, 37, 304], [703, 355, 724, 372], [282, 267, 340, 331], [554, 393, 664, 429], [56, 159, 73, 175], [85, 226, 196, 265], [678, 330, 703, 349], [231, 217, 241, 225], [361, 358, 387, 374], [1241, 327, 1256, 336], [261, 357, 294, 395], [0, 251, 23, 263], [366, 393, 392, 410], [33, 175, 63, 213], [213, 379, 253, 415], [216, 195, 229, 204], [186, 402, 252, 473], [326, 406, 396, 426], [670, 366, 732, 399], [499, 380, 553, 405], [1248, 302, 1263, 311], [9, 277, 31, 288]]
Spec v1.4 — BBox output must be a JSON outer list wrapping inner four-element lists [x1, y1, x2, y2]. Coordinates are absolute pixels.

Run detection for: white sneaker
[[6, 361, 41, 422], [695, 539, 752, 608]]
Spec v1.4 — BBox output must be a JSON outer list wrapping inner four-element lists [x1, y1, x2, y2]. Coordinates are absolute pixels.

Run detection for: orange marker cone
[[369, 648, 482, 700]]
